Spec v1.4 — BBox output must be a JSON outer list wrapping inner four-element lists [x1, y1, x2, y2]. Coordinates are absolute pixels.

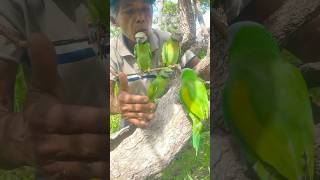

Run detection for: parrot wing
[[180, 78, 209, 121], [162, 40, 168, 67], [223, 60, 314, 180]]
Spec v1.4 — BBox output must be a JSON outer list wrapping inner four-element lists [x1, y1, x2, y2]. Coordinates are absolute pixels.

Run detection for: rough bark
[[264, 0, 320, 46], [178, 0, 197, 53], [110, 78, 192, 179]]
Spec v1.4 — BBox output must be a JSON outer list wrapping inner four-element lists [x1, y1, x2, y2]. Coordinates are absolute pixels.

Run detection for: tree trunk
[[178, 0, 196, 53]]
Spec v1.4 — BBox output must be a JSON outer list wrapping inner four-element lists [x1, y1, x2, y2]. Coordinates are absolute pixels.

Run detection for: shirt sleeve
[[180, 49, 196, 68], [0, 16, 23, 63]]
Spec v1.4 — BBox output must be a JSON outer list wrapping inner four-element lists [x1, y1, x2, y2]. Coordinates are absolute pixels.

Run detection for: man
[[110, 0, 204, 128], [0, 0, 107, 179]]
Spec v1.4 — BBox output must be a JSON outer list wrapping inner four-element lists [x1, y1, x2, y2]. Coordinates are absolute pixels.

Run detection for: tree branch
[[264, 0, 320, 45]]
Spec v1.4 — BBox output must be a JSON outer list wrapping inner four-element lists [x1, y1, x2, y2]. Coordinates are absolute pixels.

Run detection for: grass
[[160, 130, 210, 179]]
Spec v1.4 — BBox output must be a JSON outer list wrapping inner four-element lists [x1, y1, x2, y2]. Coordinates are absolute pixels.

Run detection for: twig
[[112, 64, 180, 79]]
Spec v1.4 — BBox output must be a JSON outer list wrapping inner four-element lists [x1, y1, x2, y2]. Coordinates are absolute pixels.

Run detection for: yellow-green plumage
[[162, 38, 181, 67], [223, 21, 314, 179], [134, 42, 152, 72], [180, 68, 209, 155], [148, 74, 169, 102]]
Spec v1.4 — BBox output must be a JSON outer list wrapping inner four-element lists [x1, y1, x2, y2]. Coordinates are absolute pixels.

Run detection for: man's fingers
[[118, 91, 149, 104], [29, 104, 107, 134], [28, 33, 63, 99], [35, 134, 108, 162], [118, 72, 128, 92], [120, 103, 156, 113], [127, 118, 149, 128], [123, 112, 154, 121]]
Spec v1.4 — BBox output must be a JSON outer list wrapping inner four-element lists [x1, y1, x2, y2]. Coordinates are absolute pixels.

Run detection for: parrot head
[[135, 31, 148, 44], [181, 68, 198, 81], [228, 21, 280, 62]]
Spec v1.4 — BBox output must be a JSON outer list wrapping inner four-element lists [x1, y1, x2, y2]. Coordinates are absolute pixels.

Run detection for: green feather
[[180, 68, 209, 156], [224, 21, 314, 180]]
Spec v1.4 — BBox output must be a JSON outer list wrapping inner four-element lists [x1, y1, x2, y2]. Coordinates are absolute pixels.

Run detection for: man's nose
[[136, 12, 145, 24]]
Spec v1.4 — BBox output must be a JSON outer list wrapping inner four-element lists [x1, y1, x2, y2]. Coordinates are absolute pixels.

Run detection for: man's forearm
[[0, 111, 33, 169]]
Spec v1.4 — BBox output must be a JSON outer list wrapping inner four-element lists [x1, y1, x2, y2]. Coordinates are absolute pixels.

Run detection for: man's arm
[[0, 59, 33, 169], [185, 56, 210, 81]]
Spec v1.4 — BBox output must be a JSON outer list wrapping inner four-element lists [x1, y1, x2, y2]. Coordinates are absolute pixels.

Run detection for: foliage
[[153, 1, 180, 33], [110, 114, 121, 134], [199, 0, 210, 13], [87, 0, 108, 27], [197, 49, 207, 60], [110, 23, 121, 38], [0, 65, 34, 179]]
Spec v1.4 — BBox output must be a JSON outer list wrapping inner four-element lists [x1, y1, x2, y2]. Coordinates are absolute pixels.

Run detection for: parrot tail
[[189, 113, 203, 156]]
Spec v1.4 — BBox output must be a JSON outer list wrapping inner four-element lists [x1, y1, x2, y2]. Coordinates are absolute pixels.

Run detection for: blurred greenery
[[197, 49, 207, 60], [110, 22, 121, 38], [110, 114, 121, 133], [0, 64, 35, 179]]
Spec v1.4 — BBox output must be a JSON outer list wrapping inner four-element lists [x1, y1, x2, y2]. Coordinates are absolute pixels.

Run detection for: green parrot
[[134, 32, 152, 72], [162, 36, 181, 67], [179, 68, 209, 155], [223, 21, 314, 180], [148, 68, 173, 103]]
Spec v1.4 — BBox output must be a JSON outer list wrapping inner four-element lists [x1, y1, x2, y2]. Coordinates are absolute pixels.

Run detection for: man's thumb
[[27, 33, 63, 98], [118, 72, 128, 92]]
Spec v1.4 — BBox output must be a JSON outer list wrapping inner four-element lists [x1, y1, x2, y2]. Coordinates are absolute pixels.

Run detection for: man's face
[[115, 0, 153, 42]]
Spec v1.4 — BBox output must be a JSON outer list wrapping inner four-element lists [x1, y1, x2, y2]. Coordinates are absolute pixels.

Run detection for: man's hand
[[117, 72, 156, 128], [24, 34, 108, 179]]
